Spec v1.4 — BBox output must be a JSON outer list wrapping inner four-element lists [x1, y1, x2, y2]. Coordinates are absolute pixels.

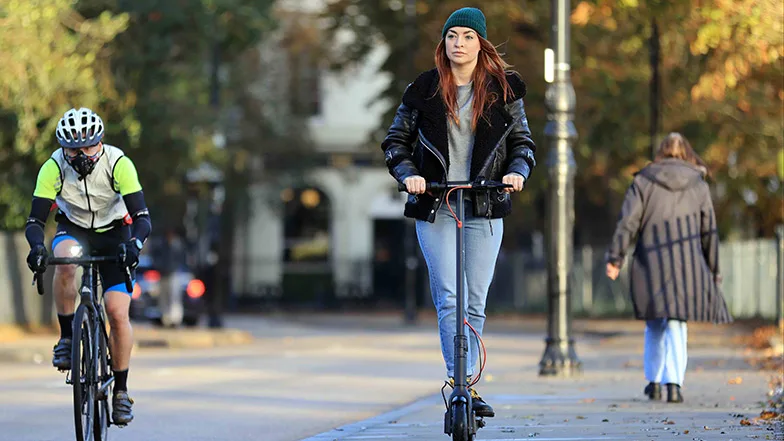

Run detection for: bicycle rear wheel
[[72, 306, 95, 441], [93, 316, 110, 440]]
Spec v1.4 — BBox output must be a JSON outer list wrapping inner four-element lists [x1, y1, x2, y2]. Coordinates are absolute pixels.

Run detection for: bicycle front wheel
[[93, 315, 110, 440], [72, 306, 95, 441]]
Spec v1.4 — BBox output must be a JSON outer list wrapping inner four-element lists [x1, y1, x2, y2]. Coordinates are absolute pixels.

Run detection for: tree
[[0, 0, 129, 229], [570, 0, 783, 238], [70, 0, 277, 229]]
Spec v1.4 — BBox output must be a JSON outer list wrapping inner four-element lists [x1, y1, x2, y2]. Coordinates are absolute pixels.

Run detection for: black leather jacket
[[381, 69, 537, 222]]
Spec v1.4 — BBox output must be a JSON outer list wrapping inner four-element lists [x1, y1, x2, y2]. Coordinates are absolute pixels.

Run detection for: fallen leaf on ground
[[683, 430, 690, 434], [580, 398, 596, 403], [576, 415, 586, 419], [740, 419, 752, 426], [759, 411, 779, 420], [728, 376, 743, 385]]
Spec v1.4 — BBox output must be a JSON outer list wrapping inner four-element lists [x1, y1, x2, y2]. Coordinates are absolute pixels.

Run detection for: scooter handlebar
[[397, 180, 513, 194]]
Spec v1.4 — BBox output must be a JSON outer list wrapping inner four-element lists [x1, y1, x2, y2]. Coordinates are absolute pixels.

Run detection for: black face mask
[[65, 150, 98, 180]]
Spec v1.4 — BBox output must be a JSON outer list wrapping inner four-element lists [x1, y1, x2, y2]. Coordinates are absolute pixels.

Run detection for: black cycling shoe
[[470, 388, 495, 418], [52, 338, 72, 371], [644, 382, 662, 400], [112, 391, 134, 425]]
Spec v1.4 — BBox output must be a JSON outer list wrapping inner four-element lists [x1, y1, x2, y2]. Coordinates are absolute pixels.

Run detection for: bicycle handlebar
[[33, 253, 133, 296], [397, 180, 513, 193]]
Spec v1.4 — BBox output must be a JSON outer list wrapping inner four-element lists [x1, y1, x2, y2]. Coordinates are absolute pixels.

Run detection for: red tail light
[[186, 279, 205, 299], [143, 270, 161, 283], [132, 283, 142, 299]]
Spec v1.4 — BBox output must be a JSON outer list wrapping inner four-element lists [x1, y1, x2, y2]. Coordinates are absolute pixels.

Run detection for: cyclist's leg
[[96, 225, 135, 379], [51, 222, 88, 369], [96, 225, 135, 423], [52, 222, 87, 316]]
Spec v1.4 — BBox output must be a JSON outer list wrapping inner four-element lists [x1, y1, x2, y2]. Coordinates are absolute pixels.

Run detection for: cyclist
[[24, 107, 151, 425]]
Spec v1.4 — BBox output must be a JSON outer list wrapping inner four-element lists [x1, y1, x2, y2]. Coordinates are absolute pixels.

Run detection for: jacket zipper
[[417, 130, 447, 216], [478, 121, 517, 175], [418, 130, 447, 175], [479, 122, 515, 233], [84, 179, 95, 229]]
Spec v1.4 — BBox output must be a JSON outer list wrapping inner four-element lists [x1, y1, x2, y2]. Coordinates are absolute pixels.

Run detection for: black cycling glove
[[27, 244, 48, 273]]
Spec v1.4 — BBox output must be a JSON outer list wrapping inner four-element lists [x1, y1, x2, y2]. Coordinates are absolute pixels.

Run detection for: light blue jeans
[[644, 318, 688, 386], [416, 202, 503, 378]]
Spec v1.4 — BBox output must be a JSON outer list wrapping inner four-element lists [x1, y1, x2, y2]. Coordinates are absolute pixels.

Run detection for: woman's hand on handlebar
[[502, 173, 525, 193], [403, 176, 427, 195]]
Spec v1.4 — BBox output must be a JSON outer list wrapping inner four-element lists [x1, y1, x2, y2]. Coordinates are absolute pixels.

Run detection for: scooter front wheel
[[451, 402, 473, 441]]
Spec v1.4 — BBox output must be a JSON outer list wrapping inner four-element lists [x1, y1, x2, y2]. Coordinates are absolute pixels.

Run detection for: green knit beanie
[[442, 7, 487, 40]]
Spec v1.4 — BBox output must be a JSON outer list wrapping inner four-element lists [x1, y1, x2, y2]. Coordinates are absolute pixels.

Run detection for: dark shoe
[[644, 382, 662, 400], [52, 338, 72, 371], [666, 383, 683, 403], [112, 391, 134, 425], [470, 387, 495, 418], [446, 377, 495, 418]]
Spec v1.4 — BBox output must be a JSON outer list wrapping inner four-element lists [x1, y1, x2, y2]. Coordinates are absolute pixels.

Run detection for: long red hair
[[434, 36, 514, 131]]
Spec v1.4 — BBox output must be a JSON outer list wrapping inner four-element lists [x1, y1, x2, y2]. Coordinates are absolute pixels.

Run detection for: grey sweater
[[446, 83, 474, 182]]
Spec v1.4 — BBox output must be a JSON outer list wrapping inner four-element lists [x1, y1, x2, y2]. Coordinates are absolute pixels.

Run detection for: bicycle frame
[[78, 260, 113, 398]]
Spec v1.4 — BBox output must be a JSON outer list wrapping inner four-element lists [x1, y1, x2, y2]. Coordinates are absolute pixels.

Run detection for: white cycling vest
[[51, 145, 130, 230]]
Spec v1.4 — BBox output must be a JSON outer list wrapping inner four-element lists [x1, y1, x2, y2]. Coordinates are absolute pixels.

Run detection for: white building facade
[[231, 0, 408, 303]]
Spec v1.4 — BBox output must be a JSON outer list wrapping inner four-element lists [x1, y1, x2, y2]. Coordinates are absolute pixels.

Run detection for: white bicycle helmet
[[55, 107, 105, 148]]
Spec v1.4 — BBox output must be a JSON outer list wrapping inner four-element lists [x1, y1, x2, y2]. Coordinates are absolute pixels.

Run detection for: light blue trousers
[[416, 202, 503, 378], [644, 318, 688, 386]]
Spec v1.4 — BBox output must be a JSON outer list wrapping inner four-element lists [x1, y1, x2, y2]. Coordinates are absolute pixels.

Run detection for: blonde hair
[[655, 132, 709, 175]]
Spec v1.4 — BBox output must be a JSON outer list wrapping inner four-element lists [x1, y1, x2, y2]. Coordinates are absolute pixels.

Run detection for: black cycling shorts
[[52, 220, 136, 295]]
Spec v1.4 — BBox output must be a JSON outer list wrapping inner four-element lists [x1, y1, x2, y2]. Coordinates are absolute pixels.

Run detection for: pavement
[[0, 312, 781, 441], [277, 313, 784, 441]]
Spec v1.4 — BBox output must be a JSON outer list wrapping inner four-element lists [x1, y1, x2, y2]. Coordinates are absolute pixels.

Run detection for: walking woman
[[605, 132, 732, 403], [381, 7, 537, 417]]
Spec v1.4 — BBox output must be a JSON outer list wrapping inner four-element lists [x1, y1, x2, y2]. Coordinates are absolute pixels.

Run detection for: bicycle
[[399, 179, 512, 441], [33, 244, 134, 441]]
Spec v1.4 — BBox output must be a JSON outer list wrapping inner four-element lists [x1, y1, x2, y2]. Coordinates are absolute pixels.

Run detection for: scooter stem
[[451, 188, 471, 405]]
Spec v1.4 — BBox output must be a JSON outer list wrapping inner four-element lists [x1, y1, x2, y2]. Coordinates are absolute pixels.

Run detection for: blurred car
[[130, 254, 206, 327]]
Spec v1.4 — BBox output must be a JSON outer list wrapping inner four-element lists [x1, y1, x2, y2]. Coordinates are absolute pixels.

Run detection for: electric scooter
[[400, 179, 512, 441]]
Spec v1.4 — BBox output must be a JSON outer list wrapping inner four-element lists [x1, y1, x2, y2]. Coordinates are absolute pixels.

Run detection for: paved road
[[0, 314, 778, 440]]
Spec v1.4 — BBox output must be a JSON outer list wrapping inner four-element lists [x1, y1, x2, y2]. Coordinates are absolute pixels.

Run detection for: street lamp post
[[538, 0, 582, 377]]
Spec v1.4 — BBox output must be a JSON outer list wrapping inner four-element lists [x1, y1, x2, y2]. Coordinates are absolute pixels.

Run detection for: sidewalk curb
[[300, 393, 440, 441]]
